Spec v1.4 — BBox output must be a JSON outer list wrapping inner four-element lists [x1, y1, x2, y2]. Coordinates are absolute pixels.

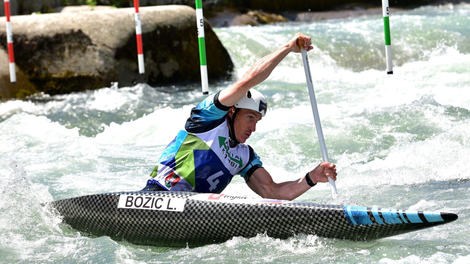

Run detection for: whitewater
[[1, 3, 469, 263]]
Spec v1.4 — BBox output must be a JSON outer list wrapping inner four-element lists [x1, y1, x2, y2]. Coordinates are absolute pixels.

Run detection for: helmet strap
[[227, 108, 240, 148]]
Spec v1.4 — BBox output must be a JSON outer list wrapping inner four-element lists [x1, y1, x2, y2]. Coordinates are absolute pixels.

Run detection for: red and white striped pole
[[133, 0, 145, 74], [4, 0, 16, 83]]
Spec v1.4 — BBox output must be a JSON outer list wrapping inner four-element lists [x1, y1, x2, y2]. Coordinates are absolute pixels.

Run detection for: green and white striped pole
[[196, 0, 209, 94], [382, 0, 393, 74]]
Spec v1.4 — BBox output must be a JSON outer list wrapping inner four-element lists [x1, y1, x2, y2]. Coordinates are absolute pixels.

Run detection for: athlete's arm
[[218, 33, 313, 107], [246, 162, 337, 200]]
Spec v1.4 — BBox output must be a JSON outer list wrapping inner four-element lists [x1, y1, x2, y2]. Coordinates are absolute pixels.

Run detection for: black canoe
[[51, 191, 458, 247]]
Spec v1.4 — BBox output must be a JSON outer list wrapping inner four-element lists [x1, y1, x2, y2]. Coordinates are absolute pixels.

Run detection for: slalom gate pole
[[4, 0, 16, 83], [134, 0, 145, 74], [382, 0, 393, 74], [297, 38, 338, 199], [195, 0, 209, 94]]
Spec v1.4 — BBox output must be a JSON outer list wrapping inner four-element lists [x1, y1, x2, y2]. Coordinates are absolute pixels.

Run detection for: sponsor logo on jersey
[[218, 136, 243, 168], [165, 171, 181, 188]]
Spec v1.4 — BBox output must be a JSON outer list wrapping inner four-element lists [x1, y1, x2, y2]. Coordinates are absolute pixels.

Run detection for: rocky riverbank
[[1, 0, 465, 16], [1, 0, 468, 101], [0, 5, 232, 101]]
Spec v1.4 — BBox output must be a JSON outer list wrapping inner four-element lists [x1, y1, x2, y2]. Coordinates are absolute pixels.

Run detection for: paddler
[[144, 33, 337, 200]]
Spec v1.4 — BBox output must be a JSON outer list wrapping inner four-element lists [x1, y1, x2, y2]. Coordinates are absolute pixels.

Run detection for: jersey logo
[[165, 171, 181, 188], [218, 136, 243, 168]]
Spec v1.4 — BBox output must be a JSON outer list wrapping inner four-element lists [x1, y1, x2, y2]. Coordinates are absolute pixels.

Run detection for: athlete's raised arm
[[218, 33, 312, 107]]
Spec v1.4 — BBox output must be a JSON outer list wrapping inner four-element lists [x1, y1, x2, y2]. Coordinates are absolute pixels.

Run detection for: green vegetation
[[86, 0, 97, 10]]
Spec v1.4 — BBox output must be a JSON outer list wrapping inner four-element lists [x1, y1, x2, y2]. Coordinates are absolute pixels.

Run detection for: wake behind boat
[[51, 190, 458, 247]]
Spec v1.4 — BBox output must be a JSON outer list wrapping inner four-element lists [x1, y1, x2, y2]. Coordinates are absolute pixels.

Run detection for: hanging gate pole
[[195, 0, 209, 94], [382, 0, 393, 74], [4, 0, 16, 83], [134, 0, 145, 74]]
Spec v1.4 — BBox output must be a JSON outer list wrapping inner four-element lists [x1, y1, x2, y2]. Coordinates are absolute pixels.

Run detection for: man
[[145, 33, 337, 200]]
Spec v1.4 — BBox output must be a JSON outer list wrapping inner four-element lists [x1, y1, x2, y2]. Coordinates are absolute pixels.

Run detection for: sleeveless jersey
[[148, 93, 262, 193]]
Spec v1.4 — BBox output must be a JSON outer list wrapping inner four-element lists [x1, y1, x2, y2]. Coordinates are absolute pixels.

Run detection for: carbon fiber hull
[[51, 191, 458, 247]]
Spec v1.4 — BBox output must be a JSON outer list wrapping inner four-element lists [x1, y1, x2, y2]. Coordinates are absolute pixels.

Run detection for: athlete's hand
[[290, 33, 313, 53], [309, 162, 337, 184]]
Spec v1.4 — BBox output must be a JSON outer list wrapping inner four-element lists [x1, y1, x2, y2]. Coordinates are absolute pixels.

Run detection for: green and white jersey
[[149, 93, 263, 193]]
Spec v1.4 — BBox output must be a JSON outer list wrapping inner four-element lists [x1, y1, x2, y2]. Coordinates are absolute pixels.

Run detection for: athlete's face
[[228, 108, 262, 143]]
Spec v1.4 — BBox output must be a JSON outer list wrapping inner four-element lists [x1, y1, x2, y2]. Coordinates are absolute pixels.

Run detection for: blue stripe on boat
[[344, 206, 374, 225], [399, 211, 408, 223], [424, 212, 444, 222], [344, 207, 445, 226], [371, 207, 385, 225], [404, 211, 423, 223], [380, 208, 403, 224]]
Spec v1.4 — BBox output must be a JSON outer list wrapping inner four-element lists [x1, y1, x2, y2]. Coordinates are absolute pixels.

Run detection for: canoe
[[51, 190, 458, 247]]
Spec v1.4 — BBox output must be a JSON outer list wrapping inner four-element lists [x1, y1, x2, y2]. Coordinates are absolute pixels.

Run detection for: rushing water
[[1, 3, 470, 263]]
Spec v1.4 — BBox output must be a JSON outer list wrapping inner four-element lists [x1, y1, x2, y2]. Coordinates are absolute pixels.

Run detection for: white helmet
[[234, 89, 267, 117]]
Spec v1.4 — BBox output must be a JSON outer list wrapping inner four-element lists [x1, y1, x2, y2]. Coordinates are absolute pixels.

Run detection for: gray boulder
[[0, 5, 233, 100]]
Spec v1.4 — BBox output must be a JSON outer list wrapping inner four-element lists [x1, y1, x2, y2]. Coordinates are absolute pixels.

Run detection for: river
[[1, 3, 469, 263]]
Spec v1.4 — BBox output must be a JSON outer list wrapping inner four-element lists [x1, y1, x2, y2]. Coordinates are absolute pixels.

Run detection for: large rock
[[0, 5, 233, 100], [0, 48, 37, 99], [229, 10, 289, 27]]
